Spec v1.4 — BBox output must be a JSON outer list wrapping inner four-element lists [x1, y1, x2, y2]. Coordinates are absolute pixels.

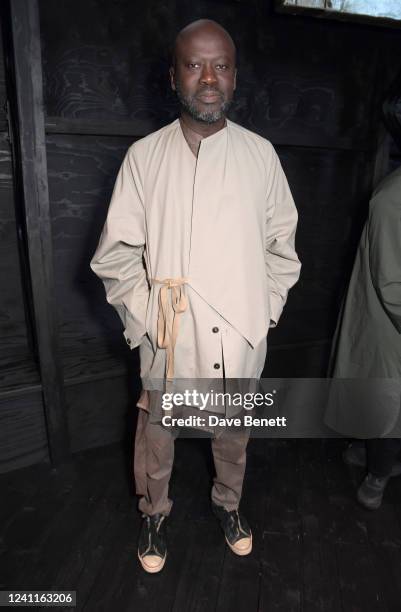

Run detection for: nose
[[199, 64, 217, 86]]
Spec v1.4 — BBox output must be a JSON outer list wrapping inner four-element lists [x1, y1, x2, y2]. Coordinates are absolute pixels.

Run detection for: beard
[[175, 79, 233, 124]]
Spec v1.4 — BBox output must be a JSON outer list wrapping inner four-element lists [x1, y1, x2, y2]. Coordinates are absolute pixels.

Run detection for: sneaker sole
[[357, 490, 383, 510], [137, 550, 166, 573], [357, 497, 382, 510], [225, 534, 253, 556]]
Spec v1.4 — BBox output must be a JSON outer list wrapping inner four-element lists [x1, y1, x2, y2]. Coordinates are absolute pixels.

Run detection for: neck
[[179, 111, 226, 138]]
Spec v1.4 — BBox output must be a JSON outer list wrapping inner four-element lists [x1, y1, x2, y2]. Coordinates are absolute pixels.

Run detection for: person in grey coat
[[328, 153, 401, 509]]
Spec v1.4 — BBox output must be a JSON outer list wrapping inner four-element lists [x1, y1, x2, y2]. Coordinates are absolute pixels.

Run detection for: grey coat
[[326, 166, 401, 437]]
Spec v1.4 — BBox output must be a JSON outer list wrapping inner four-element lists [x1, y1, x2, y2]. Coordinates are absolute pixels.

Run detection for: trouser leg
[[367, 438, 401, 478], [134, 406, 175, 517], [211, 427, 250, 511]]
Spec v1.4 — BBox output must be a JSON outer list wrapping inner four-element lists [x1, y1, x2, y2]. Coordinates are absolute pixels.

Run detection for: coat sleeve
[[264, 147, 301, 326], [368, 196, 401, 334], [90, 145, 150, 349]]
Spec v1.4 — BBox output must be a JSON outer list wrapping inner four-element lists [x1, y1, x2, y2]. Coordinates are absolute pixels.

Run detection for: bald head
[[169, 19, 237, 125], [172, 19, 236, 70]]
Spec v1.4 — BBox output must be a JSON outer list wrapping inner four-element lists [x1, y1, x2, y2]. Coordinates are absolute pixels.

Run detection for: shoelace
[[226, 510, 248, 536], [141, 515, 165, 557], [142, 514, 165, 532]]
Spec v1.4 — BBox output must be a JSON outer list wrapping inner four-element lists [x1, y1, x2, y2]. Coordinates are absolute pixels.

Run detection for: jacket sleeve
[[264, 147, 301, 326], [368, 196, 401, 334], [90, 145, 150, 349]]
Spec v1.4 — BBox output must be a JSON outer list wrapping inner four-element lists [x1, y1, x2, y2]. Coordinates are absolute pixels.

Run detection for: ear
[[233, 68, 237, 91], [169, 66, 176, 92]]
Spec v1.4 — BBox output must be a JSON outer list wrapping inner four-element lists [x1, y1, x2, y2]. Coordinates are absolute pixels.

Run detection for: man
[[329, 161, 401, 510], [90, 19, 301, 572]]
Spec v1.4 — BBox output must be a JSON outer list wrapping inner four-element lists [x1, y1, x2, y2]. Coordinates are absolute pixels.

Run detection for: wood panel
[[66, 374, 140, 453], [0, 352, 41, 397], [0, 18, 7, 132], [39, 0, 177, 127], [38, 0, 388, 150], [0, 4, 45, 475], [267, 145, 371, 346], [10, 0, 69, 464], [0, 392, 49, 473], [46, 133, 133, 355], [263, 341, 332, 378], [0, 133, 30, 355]]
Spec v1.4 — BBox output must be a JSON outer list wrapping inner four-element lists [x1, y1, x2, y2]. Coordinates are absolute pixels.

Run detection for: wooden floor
[[1, 438, 401, 612]]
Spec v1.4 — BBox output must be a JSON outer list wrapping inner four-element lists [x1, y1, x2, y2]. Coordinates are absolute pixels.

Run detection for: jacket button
[[126, 338, 131, 345], [212, 327, 219, 333], [214, 363, 220, 369]]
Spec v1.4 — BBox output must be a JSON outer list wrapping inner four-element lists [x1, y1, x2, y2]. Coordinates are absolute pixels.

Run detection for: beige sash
[[151, 277, 188, 380]]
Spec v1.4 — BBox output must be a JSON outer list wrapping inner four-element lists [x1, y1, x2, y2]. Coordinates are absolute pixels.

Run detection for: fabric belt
[[151, 277, 189, 380]]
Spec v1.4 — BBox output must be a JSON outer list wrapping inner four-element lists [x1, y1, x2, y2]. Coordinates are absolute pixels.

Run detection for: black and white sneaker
[[357, 473, 390, 510], [212, 501, 252, 556], [137, 513, 167, 573]]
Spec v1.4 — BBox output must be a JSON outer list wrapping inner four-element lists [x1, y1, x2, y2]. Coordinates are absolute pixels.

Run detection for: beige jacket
[[90, 118, 301, 382]]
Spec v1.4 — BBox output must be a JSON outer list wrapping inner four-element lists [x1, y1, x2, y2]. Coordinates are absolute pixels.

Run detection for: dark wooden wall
[[1, 0, 400, 472], [0, 4, 49, 473]]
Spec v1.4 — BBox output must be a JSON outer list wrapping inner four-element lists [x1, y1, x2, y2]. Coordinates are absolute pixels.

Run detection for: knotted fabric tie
[[151, 277, 189, 380]]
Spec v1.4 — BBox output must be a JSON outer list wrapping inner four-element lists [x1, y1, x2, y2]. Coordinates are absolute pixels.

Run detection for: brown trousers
[[133, 405, 250, 517]]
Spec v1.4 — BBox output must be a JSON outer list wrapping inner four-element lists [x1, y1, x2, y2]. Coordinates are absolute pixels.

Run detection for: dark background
[[1, 0, 400, 472]]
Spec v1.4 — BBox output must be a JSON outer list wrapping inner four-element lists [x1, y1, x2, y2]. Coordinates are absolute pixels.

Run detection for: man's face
[[169, 29, 237, 124]]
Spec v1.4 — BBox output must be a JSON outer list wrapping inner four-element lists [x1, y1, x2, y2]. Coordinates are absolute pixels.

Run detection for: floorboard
[[1, 439, 401, 612]]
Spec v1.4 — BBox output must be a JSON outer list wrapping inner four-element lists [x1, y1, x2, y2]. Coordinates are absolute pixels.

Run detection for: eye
[[188, 62, 200, 69], [216, 64, 228, 70]]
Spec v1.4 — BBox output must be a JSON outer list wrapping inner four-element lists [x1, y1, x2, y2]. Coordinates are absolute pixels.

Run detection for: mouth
[[197, 91, 222, 103]]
